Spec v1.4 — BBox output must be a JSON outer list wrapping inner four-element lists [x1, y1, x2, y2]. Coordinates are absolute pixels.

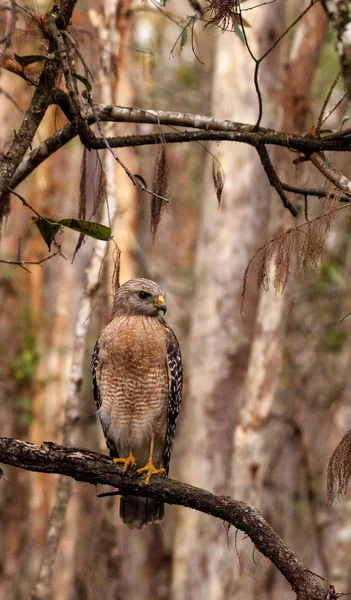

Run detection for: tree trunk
[[172, 5, 287, 599]]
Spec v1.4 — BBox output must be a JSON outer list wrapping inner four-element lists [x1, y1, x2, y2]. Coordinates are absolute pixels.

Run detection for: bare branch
[[7, 105, 351, 211], [8, 103, 351, 189], [87, 130, 351, 153], [316, 71, 341, 135], [0, 437, 328, 600], [281, 182, 351, 203], [309, 152, 351, 194], [321, 90, 348, 126], [0, 252, 60, 271], [256, 143, 297, 216]]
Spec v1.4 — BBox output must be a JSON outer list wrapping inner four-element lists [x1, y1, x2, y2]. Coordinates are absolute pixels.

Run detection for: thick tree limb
[[8, 114, 351, 192], [87, 129, 351, 152], [0, 437, 328, 600], [8, 103, 351, 214]]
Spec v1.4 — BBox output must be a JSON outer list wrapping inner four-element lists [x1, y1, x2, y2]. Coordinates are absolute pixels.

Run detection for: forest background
[[1, 0, 351, 599]]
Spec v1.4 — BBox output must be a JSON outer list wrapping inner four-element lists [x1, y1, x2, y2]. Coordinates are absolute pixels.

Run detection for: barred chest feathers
[[96, 315, 170, 455]]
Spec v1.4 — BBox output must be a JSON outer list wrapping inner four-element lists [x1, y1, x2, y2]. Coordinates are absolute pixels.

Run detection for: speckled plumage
[[92, 278, 182, 528]]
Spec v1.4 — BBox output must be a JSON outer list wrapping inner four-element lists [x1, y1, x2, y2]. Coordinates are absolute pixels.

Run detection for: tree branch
[[87, 130, 351, 153], [9, 121, 351, 192], [0, 437, 328, 600], [0, 0, 79, 203], [8, 104, 351, 211], [309, 152, 351, 194], [281, 182, 351, 203], [256, 143, 297, 216]]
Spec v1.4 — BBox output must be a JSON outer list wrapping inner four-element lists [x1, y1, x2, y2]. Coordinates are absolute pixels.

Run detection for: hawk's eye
[[138, 291, 150, 300]]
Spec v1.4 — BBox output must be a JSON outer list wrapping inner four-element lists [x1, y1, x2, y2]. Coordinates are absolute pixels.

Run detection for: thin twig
[[9, 187, 45, 218], [239, 0, 318, 129], [61, 30, 94, 81], [255, 143, 297, 216], [0, 252, 60, 269], [281, 182, 351, 203], [88, 97, 170, 202], [170, 15, 195, 57], [241, 0, 280, 11], [316, 71, 341, 135], [321, 91, 347, 126]]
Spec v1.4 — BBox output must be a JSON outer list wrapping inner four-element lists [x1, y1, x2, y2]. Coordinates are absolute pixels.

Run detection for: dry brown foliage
[[79, 147, 87, 220], [241, 193, 346, 314], [151, 144, 169, 242], [206, 0, 239, 28], [73, 151, 108, 260], [212, 159, 225, 206], [327, 430, 351, 505], [93, 152, 107, 218], [112, 242, 121, 294]]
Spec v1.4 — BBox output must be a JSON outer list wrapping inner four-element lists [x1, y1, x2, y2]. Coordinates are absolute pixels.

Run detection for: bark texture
[[0, 437, 329, 600], [172, 6, 287, 599]]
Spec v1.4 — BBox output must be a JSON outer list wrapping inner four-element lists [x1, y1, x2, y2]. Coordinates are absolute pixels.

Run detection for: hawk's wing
[[91, 340, 119, 459], [163, 326, 183, 476]]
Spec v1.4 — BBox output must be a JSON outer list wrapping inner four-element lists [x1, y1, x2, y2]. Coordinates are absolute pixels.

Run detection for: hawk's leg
[[136, 435, 164, 484], [113, 448, 136, 472]]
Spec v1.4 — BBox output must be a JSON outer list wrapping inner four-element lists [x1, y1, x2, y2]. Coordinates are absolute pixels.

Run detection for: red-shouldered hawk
[[91, 278, 183, 529]]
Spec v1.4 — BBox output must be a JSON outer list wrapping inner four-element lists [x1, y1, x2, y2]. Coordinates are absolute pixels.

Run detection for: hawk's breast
[[97, 315, 169, 450]]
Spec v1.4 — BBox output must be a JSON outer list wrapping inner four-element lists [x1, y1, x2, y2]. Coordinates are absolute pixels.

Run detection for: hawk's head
[[112, 278, 167, 318]]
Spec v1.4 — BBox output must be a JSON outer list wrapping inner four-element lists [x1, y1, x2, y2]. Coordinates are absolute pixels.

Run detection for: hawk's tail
[[120, 496, 164, 529]]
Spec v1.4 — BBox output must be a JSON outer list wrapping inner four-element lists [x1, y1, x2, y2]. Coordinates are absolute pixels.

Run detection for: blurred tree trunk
[[49, 3, 140, 599], [0, 61, 82, 596], [327, 256, 351, 591], [229, 5, 330, 596], [172, 6, 287, 600], [0, 71, 32, 599]]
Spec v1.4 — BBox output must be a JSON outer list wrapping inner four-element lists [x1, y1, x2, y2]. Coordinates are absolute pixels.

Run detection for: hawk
[[92, 278, 183, 529]]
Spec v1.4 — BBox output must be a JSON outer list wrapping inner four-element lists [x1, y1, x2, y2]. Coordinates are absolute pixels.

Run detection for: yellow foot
[[136, 462, 164, 485], [113, 450, 136, 473]]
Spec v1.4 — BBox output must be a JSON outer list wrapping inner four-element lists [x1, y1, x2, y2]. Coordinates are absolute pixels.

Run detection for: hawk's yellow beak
[[154, 295, 167, 314]]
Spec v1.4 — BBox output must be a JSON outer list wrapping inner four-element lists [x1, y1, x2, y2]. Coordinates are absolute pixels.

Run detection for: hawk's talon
[[113, 449, 136, 473], [137, 462, 164, 484]]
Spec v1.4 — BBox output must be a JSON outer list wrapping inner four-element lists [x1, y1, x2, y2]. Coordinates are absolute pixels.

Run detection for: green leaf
[[33, 216, 111, 249], [58, 219, 111, 241], [14, 53, 48, 67], [233, 22, 245, 44], [72, 72, 92, 94], [32, 217, 61, 251], [180, 27, 188, 51]]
